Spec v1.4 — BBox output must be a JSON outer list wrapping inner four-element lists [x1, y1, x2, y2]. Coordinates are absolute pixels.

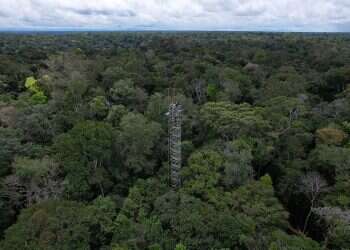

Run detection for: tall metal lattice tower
[[168, 99, 182, 189]]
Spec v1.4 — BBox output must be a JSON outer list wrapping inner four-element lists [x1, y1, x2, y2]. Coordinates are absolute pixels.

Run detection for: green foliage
[[324, 175, 350, 208], [262, 66, 307, 100], [109, 79, 147, 110], [310, 145, 350, 178], [0, 198, 119, 250], [87, 196, 118, 247], [230, 175, 290, 236], [30, 91, 48, 104], [222, 139, 254, 188], [261, 96, 309, 131], [25, 77, 40, 93], [182, 149, 223, 200], [0, 201, 91, 250], [24, 77, 48, 104], [327, 221, 350, 249], [220, 68, 253, 101], [324, 66, 350, 99], [112, 179, 168, 249], [14, 105, 55, 144], [313, 207, 350, 249], [106, 105, 128, 127], [174, 243, 187, 250], [145, 93, 168, 124], [206, 83, 218, 100], [55, 121, 114, 164], [113, 173, 292, 250], [200, 102, 270, 139], [269, 230, 321, 250], [54, 121, 115, 199], [0, 128, 21, 177], [89, 95, 108, 118], [102, 66, 129, 88], [1, 32, 349, 250], [111, 245, 130, 250], [13, 157, 52, 180], [118, 113, 162, 175]]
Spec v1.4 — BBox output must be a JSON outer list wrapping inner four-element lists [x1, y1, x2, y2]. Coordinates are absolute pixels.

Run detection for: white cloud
[[0, 0, 349, 31]]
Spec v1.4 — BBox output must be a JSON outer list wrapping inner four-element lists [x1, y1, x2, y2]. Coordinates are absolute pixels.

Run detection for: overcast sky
[[0, 0, 349, 32]]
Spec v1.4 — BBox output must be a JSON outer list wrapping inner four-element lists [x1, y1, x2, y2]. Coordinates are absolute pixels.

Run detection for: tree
[[145, 93, 169, 126], [102, 66, 129, 89], [109, 79, 147, 111], [53, 121, 115, 199], [106, 105, 128, 127], [86, 196, 118, 248], [206, 83, 219, 101], [229, 175, 290, 245], [118, 113, 162, 176], [323, 66, 350, 100], [219, 79, 242, 103], [153, 191, 233, 250], [219, 67, 253, 102], [0, 128, 21, 177], [181, 149, 223, 201], [112, 178, 168, 249], [324, 175, 350, 208], [0, 198, 118, 250], [222, 139, 254, 189], [1, 156, 63, 207], [316, 127, 347, 146], [309, 145, 350, 180], [268, 230, 321, 250], [14, 105, 55, 144], [40, 52, 94, 101], [298, 172, 327, 233], [261, 96, 309, 132], [313, 207, 350, 249], [261, 66, 307, 101], [200, 102, 270, 140], [2, 31, 350, 250], [0, 104, 17, 128], [24, 77, 47, 105], [0, 201, 91, 250], [174, 243, 187, 250], [89, 95, 109, 119]]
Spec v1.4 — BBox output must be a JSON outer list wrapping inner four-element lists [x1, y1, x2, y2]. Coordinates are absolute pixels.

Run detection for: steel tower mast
[[168, 88, 182, 189]]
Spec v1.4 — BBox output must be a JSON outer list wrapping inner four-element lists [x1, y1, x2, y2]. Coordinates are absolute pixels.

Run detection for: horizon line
[[0, 29, 349, 34]]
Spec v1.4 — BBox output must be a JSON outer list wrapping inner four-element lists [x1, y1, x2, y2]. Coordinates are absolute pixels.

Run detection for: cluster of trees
[[0, 32, 350, 249]]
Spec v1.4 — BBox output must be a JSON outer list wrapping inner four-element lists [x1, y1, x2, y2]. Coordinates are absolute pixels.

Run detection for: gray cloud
[[0, 10, 8, 18], [0, 0, 349, 31], [69, 8, 115, 16], [66, 8, 136, 17]]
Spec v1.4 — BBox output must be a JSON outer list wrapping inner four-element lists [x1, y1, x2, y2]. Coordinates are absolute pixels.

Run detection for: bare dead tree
[[298, 172, 328, 233]]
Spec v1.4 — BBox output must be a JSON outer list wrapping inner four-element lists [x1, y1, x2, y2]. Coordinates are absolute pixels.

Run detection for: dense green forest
[[0, 32, 350, 250]]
